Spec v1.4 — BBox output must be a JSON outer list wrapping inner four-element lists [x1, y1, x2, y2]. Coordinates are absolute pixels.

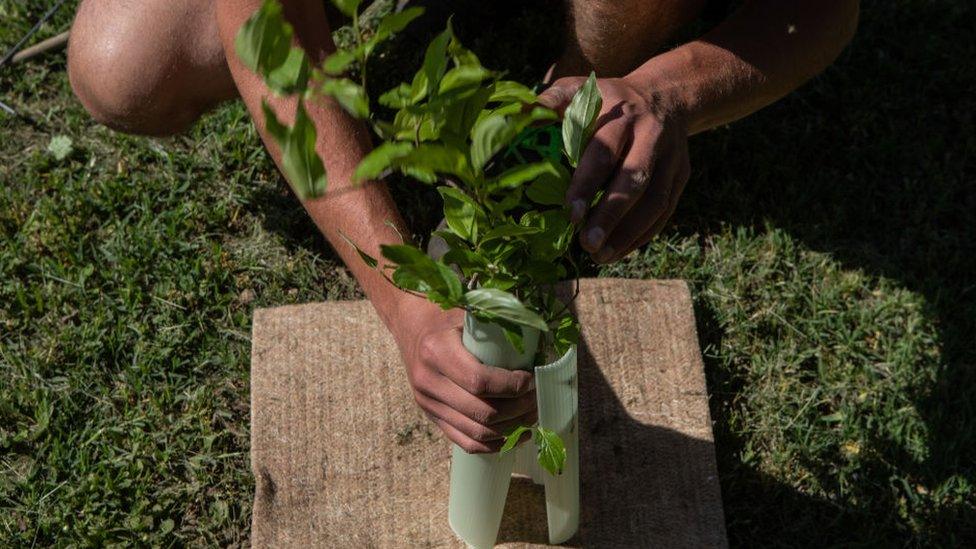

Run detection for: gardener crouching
[[66, 0, 859, 453]]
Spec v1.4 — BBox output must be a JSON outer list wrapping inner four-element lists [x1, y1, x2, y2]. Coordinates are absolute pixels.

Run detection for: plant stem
[[352, 8, 369, 100]]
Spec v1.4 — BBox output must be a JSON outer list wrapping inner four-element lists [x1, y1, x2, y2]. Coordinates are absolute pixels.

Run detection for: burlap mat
[[250, 278, 727, 548]]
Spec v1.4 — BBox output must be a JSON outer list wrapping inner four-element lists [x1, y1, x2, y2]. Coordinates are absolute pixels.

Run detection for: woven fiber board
[[250, 278, 727, 548]]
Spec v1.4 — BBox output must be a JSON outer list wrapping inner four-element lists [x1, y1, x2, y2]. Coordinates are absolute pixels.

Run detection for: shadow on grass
[[675, 2, 976, 543], [245, 0, 976, 544]]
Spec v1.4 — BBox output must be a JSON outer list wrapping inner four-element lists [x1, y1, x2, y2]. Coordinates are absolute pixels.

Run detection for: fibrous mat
[[250, 278, 727, 548]]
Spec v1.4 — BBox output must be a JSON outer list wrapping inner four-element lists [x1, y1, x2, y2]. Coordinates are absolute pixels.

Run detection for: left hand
[[538, 75, 691, 263]]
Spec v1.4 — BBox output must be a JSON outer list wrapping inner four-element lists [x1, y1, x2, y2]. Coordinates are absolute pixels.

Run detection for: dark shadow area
[[494, 320, 927, 548], [672, 2, 976, 544], [496, 327, 728, 547], [243, 0, 976, 545], [248, 0, 567, 256], [498, 476, 550, 545]]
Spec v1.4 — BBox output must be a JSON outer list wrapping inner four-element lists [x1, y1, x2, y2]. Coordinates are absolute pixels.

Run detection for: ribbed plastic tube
[[512, 442, 545, 485], [534, 346, 579, 544], [449, 313, 540, 549], [449, 312, 579, 547]]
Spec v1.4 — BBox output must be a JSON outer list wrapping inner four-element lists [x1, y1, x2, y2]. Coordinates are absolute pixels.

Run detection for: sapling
[[236, 0, 602, 476]]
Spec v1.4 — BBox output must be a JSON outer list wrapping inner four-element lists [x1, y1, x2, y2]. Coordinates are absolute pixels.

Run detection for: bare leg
[[554, 0, 706, 78], [68, 0, 236, 136]]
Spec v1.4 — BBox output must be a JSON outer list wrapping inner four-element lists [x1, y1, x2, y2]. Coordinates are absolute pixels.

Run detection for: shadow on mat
[[496, 330, 725, 547]]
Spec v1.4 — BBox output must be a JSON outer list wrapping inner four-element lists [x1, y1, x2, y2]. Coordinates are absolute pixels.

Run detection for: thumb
[[536, 79, 584, 117]]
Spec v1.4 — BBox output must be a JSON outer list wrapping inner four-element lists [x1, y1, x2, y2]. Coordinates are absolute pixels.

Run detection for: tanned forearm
[[628, 0, 860, 134], [215, 0, 424, 336]]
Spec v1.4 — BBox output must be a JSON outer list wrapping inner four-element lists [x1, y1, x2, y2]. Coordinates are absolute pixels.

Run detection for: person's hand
[[390, 296, 537, 453], [538, 75, 691, 263]]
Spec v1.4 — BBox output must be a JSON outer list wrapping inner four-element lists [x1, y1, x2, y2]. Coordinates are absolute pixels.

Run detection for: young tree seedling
[[236, 0, 602, 476]]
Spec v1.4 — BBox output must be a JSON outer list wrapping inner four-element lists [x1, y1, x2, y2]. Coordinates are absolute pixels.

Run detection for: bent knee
[[68, 35, 201, 137]]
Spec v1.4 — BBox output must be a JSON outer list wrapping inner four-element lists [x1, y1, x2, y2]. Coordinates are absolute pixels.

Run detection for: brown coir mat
[[250, 278, 727, 548]]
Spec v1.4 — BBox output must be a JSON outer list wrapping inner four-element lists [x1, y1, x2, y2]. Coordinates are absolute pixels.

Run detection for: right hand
[[391, 297, 538, 453]]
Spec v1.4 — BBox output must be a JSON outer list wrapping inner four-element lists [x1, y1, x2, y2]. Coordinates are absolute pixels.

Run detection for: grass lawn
[[2, 0, 974, 545]]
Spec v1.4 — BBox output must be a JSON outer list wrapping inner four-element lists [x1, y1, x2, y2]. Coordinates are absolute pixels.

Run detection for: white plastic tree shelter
[[448, 313, 580, 548]]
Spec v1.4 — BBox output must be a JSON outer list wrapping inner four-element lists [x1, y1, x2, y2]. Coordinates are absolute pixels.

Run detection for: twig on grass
[[0, 0, 68, 69]]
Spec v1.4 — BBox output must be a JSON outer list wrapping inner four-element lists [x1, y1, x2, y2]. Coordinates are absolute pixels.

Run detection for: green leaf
[[397, 145, 475, 184], [535, 427, 567, 475], [481, 275, 517, 291], [553, 313, 579, 356], [439, 65, 493, 95], [406, 68, 431, 104], [521, 209, 573, 261], [263, 100, 288, 143], [337, 231, 378, 268], [523, 105, 560, 124], [265, 46, 309, 93], [437, 262, 464, 302], [470, 108, 559, 172], [489, 80, 538, 104], [442, 248, 488, 276], [524, 160, 571, 206], [354, 142, 413, 181], [438, 187, 487, 242], [481, 101, 524, 119], [421, 25, 452, 97], [47, 135, 73, 161], [262, 100, 327, 199], [391, 106, 439, 142], [562, 72, 602, 167], [490, 158, 565, 193], [470, 114, 514, 171], [378, 82, 414, 108], [523, 259, 565, 285], [235, 1, 292, 78], [447, 23, 482, 68], [331, 0, 361, 18], [481, 237, 522, 266], [401, 165, 438, 184], [432, 230, 471, 251], [486, 186, 525, 216], [287, 102, 328, 199], [372, 6, 424, 44], [392, 266, 426, 292], [381, 244, 463, 304], [380, 244, 430, 265], [501, 324, 525, 354], [320, 78, 369, 118], [442, 86, 493, 142], [322, 49, 357, 75], [501, 426, 532, 453], [480, 223, 543, 244], [464, 288, 548, 331]]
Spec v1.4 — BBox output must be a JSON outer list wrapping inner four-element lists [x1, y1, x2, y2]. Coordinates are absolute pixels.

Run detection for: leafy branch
[[236, 0, 603, 476]]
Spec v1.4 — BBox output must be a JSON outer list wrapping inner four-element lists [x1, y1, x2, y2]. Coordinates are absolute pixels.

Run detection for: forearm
[[629, 0, 859, 134], [216, 0, 416, 333]]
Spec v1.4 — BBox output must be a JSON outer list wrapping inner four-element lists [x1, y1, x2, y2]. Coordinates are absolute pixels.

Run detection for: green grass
[[2, 0, 974, 546]]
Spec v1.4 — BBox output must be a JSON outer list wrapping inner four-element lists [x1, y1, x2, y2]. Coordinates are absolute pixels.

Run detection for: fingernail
[[570, 199, 586, 224], [584, 227, 605, 251]]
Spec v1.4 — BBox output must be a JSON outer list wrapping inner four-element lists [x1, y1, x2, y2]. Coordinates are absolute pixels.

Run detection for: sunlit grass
[[2, 0, 973, 545]]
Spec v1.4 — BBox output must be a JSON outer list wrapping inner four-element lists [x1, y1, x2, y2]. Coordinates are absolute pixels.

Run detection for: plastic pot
[[448, 311, 579, 547]]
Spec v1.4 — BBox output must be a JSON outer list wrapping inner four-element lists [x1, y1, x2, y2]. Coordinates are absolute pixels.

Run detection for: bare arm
[[539, 0, 859, 262], [633, 0, 861, 134], [215, 0, 410, 332], [215, 0, 537, 453]]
